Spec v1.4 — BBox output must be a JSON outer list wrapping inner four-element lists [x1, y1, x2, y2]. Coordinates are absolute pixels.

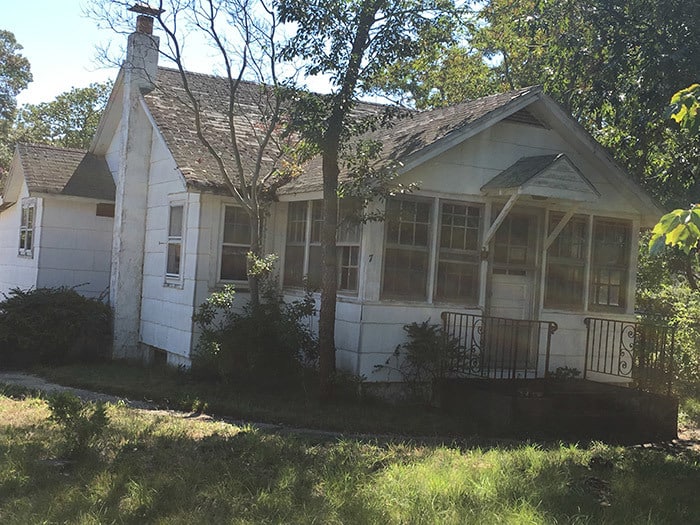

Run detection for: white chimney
[[125, 3, 162, 93]]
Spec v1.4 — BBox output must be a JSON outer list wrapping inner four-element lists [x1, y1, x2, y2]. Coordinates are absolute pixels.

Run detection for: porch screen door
[[487, 213, 538, 371]]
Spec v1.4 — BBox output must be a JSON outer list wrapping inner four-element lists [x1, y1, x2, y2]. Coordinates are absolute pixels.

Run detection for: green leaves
[[649, 205, 700, 255], [670, 84, 700, 135]]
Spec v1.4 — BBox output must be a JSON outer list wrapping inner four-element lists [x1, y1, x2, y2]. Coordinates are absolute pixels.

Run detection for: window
[[493, 214, 532, 275], [283, 199, 361, 292], [382, 198, 431, 300], [435, 203, 481, 303], [220, 206, 251, 281], [590, 219, 630, 309], [166, 204, 184, 278], [18, 200, 35, 257], [382, 197, 483, 303], [544, 214, 587, 309]]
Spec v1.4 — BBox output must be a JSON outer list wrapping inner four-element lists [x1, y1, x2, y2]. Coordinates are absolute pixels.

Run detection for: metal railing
[[441, 312, 558, 379], [583, 317, 675, 395]]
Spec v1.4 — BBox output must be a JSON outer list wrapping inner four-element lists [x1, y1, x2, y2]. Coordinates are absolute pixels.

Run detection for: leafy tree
[[278, 0, 459, 398], [13, 82, 112, 149], [650, 84, 700, 258], [90, 0, 304, 307], [0, 30, 32, 176]]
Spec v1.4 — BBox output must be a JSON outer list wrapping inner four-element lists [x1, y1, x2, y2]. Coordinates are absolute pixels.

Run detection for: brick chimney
[[124, 3, 163, 93]]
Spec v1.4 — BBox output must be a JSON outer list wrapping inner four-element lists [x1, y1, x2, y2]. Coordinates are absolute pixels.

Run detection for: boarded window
[[96, 203, 115, 217]]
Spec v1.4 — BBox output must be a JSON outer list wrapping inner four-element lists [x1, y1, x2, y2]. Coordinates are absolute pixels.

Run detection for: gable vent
[[505, 108, 549, 129]]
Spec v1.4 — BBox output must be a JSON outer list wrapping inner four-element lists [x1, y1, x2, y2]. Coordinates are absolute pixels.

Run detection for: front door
[[487, 212, 539, 371]]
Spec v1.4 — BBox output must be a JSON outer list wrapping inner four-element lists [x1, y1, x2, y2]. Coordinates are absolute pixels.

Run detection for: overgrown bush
[[376, 320, 461, 400], [0, 287, 112, 368], [637, 236, 700, 384], [47, 392, 109, 457], [192, 282, 318, 389]]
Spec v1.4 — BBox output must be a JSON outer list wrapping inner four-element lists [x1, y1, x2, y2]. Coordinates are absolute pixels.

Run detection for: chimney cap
[[128, 3, 165, 17]]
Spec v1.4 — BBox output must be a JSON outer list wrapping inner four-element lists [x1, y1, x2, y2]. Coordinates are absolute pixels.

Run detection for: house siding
[[138, 129, 198, 365], [36, 197, 113, 298], [0, 179, 39, 297]]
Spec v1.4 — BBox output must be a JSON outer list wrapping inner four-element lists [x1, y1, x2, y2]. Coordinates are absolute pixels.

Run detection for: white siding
[[0, 180, 39, 296], [138, 131, 197, 364], [36, 198, 113, 298]]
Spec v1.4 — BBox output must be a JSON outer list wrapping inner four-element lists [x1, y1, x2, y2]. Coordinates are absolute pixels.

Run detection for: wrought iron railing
[[583, 317, 675, 394], [441, 312, 558, 379]]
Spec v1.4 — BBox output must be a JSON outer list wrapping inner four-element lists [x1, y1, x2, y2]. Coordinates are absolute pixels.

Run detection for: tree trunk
[[319, 147, 340, 400], [247, 211, 261, 308]]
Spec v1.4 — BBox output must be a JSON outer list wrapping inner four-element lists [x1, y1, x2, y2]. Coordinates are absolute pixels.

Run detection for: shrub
[[0, 287, 112, 368], [376, 320, 461, 401], [47, 392, 109, 457], [192, 281, 318, 389]]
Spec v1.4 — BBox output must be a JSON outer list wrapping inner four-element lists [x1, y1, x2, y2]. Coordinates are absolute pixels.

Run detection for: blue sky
[[3, 1, 119, 105]]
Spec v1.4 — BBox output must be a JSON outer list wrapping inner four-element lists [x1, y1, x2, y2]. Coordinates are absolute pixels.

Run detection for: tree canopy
[[13, 82, 112, 150], [0, 30, 32, 175]]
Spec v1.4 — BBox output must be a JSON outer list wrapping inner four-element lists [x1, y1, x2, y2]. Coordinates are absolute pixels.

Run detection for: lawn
[[1, 392, 699, 524]]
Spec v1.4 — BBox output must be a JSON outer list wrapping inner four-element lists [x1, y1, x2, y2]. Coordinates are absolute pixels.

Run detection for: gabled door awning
[[481, 153, 600, 202]]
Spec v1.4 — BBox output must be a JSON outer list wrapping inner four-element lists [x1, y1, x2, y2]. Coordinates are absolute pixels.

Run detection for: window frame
[[283, 199, 362, 294], [543, 213, 588, 310], [218, 204, 252, 284], [589, 218, 631, 311], [18, 198, 36, 258], [380, 196, 484, 305], [434, 200, 482, 304], [164, 202, 185, 283]]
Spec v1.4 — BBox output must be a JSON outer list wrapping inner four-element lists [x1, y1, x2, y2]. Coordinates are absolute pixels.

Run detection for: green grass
[[36, 362, 477, 437], [1, 394, 699, 524]]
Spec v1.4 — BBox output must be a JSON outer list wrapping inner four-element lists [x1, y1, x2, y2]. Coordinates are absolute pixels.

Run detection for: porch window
[[166, 204, 184, 277], [283, 199, 361, 292], [590, 219, 630, 309], [18, 200, 35, 257], [435, 202, 481, 302], [382, 198, 431, 300], [220, 206, 251, 281], [544, 214, 587, 309]]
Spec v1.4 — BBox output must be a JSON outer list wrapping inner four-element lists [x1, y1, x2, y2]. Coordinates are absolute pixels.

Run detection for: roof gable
[[481, 154, 600, 202]]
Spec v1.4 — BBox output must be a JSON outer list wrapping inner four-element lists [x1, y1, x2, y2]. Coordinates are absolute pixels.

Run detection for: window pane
[[166, 243, 181, 275], [307, 245, 322, 290], [220, 245, 248, 280], [287, 201, 308, 243], [223, 206, 251, 244], [169, 205, 183, 237], [338, 198, 362, 243], [284, 246, 304, 286], [382, 247, 428, 299], [436, 261, 478, 302], [310, 200, 323, 243], [590, 219, 630, 308], [338, 246, 359, 291]]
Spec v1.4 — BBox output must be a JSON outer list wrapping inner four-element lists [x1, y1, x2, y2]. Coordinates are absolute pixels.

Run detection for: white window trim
[[381, 195, 484, 305], [217, 203, 252, 285], [18, 198, 36, 258], [164, 200, 186, 287], [283, 199, 362, 294]]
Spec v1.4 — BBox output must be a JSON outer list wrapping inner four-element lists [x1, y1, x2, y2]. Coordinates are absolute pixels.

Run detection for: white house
[[0, 143, 115, 299], [0, 11, 665, 383]]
